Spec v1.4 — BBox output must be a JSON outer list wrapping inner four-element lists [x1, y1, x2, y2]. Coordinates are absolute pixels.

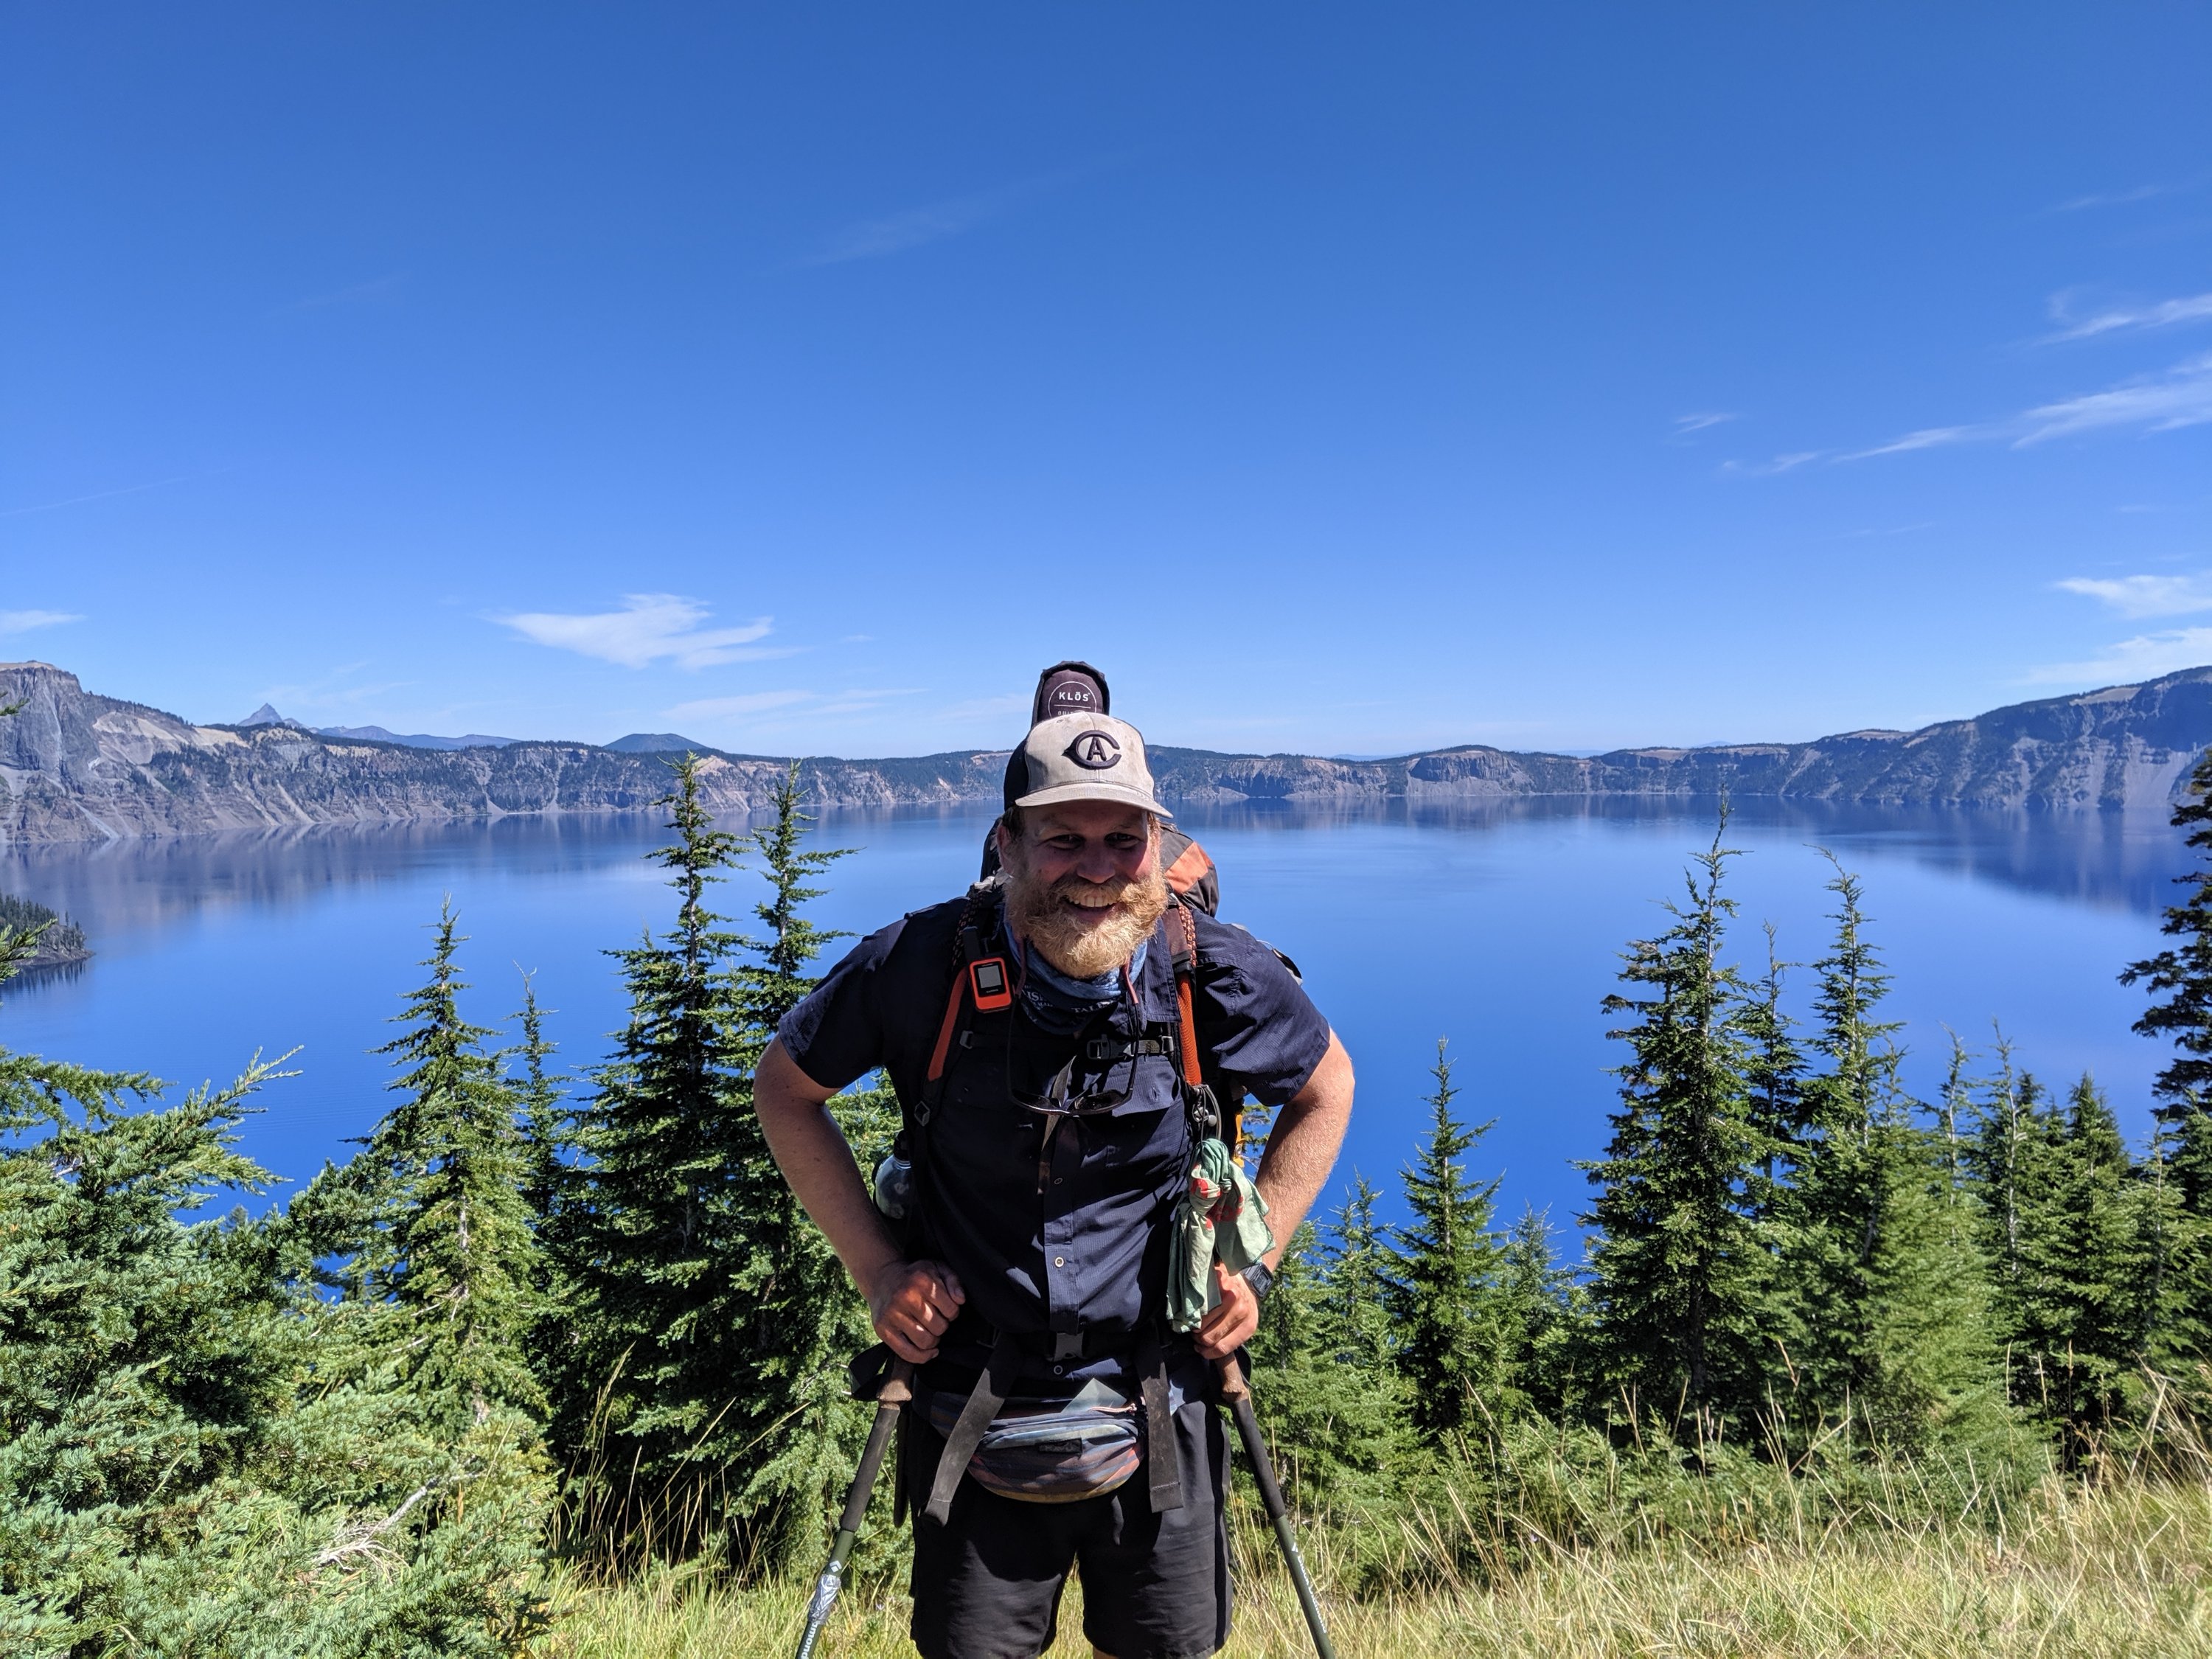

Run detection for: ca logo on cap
[[1065, 730, 1121, 770]]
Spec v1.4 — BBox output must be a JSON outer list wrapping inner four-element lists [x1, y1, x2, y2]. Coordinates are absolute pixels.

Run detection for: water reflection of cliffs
[[5, 801, 2187, 947], [1177, 796, 2188, 917], [7, 659, 2211, 846]]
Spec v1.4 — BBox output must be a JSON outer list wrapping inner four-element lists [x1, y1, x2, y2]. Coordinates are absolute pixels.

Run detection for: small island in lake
[[0, 892, 91, 970]]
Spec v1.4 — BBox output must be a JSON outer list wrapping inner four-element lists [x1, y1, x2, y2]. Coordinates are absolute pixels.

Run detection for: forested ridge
[[7, 754, 2212, 1655]]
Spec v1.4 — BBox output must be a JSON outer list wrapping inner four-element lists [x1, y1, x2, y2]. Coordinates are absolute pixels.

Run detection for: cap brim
[[1012, 780, 1174, 820]]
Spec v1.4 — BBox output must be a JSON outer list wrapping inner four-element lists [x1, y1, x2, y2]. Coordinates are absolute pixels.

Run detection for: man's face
[[998, 801, 1169, 979]]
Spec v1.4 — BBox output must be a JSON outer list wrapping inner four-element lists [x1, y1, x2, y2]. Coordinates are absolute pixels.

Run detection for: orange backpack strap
[[918, 886, 995, 1123], [1171, 904, 1203, 1090], [924, 966, 967, 1088], [1167, 900, 1242, 1159]]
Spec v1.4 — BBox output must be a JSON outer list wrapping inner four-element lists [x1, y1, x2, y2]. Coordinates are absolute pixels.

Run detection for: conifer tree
[[1321, 1172, 1399, 1378], [1741, 922, 1808, 1194], [1251, 1221, 1411, 1509], [1582, 819, 1775, 1430], [1965, 1034, 2043, 1295], [1388, 1042, 1510, 1439], [313, 902, 543, 1424], [512, 971, 582, 1399], [720, 762, 877, 1571], [1966, 1057, 2074, 1420], [2134, 1124, 2212, 1374], [549, 757, 758, 1557], [1934, 1029, 1975, 1198], [553, 759, 874, 1571], [1851, 1130, 2006, 1455], [512, 970, 568, 1245], [2003, 1076, 2168, 1455], [2123, 745, 2212, 1214], [1778, 860, 1914, 1429], [1497, 1206, 1590, 1419], [1, 1001, 548, 1649]]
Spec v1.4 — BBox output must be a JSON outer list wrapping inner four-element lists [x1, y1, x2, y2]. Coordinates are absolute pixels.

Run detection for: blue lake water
[[0, 800, 2191, 1233]]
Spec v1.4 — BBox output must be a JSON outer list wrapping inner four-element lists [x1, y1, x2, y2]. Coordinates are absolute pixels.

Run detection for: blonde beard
[[1004, 853, 1171, 981]]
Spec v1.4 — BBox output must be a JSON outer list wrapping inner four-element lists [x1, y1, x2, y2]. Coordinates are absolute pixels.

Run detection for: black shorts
[[905, 1394, 1231, 1659]]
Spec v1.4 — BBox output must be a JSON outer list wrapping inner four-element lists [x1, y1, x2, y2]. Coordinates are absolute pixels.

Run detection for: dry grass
[[535, 1469, 2212, 1659]]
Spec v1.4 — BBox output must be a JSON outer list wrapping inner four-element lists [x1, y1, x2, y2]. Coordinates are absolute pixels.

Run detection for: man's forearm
[[754, 1038, 905, 1297], [1251, 1032, 1354, 1267]]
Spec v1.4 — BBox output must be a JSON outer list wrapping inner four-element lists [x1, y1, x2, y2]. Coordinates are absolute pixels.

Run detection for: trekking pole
[[1217, 1357, 1339, 1659], [794, 1358, 914, 1659]]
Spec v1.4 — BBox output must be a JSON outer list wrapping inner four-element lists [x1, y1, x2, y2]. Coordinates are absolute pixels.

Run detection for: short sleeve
[[1195, 919, 1333, 1107], [777, 919, 905, 1092]]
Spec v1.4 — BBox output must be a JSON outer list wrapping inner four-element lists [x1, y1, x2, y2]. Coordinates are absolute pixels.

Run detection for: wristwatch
[[1240, 1261, 1275, 1301]]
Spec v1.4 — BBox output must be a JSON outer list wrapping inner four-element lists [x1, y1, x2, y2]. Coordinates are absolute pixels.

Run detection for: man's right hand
[[866, 1259, 967, 1363]]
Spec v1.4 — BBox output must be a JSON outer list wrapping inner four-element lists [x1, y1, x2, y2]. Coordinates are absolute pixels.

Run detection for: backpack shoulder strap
[[1166, 898, 1242, 1159], [917, 881, 1001, 1126], [1168, 900, 1203, 1092]]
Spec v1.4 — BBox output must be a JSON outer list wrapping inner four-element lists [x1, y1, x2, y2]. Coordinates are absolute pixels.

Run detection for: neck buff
[[1002, 901, 1150, 1035]]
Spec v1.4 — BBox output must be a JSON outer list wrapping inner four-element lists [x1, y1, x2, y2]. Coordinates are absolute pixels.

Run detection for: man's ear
[[993, 818, 1016, 864]]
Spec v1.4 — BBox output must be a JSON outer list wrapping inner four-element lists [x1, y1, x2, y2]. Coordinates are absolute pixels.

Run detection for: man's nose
[[1073, 843, 1123, 882]]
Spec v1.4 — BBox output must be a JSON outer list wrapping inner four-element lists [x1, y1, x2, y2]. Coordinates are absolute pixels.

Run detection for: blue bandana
[[1001, 900, 1150, 1034]]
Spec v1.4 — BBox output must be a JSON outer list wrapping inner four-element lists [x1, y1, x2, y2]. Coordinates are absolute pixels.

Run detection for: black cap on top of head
[[1004, 661, 1111, 811], [1031, 661, 1109, 726]]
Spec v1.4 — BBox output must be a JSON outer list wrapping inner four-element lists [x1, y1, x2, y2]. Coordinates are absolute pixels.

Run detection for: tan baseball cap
[[1010, 712, 1173, 819]]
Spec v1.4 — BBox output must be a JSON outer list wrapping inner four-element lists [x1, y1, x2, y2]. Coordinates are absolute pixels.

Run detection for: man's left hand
[[1194, 1261, 1260, 1360]]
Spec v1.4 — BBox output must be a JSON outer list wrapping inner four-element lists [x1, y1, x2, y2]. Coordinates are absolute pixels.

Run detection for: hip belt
[[923, 1321, 1184, 1524]]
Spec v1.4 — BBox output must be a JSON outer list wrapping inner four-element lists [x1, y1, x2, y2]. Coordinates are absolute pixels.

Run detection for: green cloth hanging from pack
[[1167, 1137, 1275, 1334]]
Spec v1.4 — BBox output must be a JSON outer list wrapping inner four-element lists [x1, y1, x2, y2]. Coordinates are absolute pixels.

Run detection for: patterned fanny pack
[[926, 1382, 1141, 1504]]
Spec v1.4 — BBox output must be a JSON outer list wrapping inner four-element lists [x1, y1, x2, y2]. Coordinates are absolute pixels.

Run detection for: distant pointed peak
[[237, 702, 307, 729]]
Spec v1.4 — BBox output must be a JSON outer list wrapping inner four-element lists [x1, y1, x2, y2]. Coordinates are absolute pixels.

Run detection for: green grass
[[535, 1467, 2212, 1659]]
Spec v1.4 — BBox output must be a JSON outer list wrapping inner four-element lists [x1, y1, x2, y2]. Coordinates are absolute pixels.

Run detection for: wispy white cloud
[[1830, 521, 1935, 541], [2056, 573, 2212, 619], [2044, 179, 2193, 215], [2017, 353, 2212, 444], [2042, 290, 2212, 344], [2027, 627, 2212, 685], [0, 473, 198, 518], [497, 594, 787, 669], [932, 693, 1027, 725], [279, 273, 408, 314], [1719, 451, 1820, 476], [1838, 425, 1982, 461], [1842, 352, 2212, 460], [664, 690, 815, 721], [800, 186, 1026, 268], [664, 687, 922, 727], [254, 667, 418, 715], [0, 609, 82, 635], [1673, 411, 1738, 434]]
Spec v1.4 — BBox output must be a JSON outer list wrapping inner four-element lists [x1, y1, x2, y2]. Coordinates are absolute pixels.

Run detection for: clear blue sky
[[5, 5, 2209, 757]]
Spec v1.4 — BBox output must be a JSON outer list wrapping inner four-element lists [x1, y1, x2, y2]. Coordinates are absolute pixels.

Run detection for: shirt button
[[1054, 1256, 1065, 1267], [1053, 1178, 1063, 1186], [1052, 1364, 1065, 1376]]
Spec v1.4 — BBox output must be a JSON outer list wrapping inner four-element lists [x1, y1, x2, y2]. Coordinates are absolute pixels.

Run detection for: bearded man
[[756, 700, 1354, 1659]]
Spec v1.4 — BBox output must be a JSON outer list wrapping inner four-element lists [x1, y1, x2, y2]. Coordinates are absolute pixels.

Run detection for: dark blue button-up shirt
[[778, 888, 1332, 1383]]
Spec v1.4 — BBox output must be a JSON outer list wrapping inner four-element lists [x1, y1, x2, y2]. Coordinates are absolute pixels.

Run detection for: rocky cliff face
[[4, 659, 2207, 846], [0, 662, 1005, 844], [1150, 670, 2212, 810]]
